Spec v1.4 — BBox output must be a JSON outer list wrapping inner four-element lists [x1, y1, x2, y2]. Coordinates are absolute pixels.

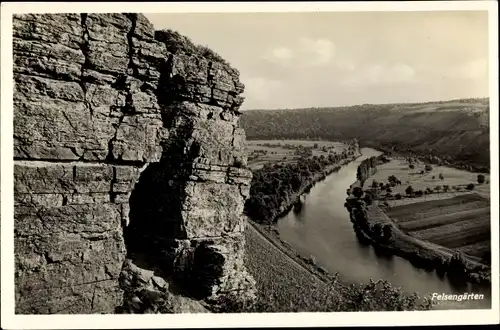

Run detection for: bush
[[405, 185, 414, 196], [395, 193, 402, 200], [155, 29, 229, 65], [466, 183, 475, 191], [439, 173, 444, 180], [477, 174, 486, 184], [425, 164, 433, 172], [409, 164, 415, 169], [388, 175, 398, 184]]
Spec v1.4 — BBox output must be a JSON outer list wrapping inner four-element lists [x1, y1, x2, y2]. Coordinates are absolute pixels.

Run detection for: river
[[277, 147, 491, 310]]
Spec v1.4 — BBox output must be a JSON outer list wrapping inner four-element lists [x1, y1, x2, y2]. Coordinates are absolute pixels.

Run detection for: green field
[[385, 194, 491, 259], [369, 158, 490, 198]]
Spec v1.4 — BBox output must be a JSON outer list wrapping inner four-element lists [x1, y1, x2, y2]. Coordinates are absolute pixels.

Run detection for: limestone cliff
[[14, 13, 255, 314]]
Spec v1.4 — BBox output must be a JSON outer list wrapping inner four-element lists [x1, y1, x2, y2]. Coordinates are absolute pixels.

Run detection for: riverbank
[[240, 149, 438, 311], [245, 151, 361, 224], [243, 217, 434, 312], [273, 155, 360, 221], [345, 181, 491, 287]]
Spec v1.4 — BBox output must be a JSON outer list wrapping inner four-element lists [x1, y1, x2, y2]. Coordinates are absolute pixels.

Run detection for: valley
[[243, 136, 492, 311], [241, 98, 490, 172]]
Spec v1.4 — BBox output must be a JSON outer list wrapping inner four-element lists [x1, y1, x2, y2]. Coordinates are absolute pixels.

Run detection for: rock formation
[[14, 13, 256, 314]]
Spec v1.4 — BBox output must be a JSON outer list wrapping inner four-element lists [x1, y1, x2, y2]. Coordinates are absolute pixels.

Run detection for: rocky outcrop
[[14, 13, 255, 314]]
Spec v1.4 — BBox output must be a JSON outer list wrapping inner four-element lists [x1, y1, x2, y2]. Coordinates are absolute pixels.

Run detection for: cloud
[[263, 37, 335, 67], [270, 47, 294, 60], [448, 58, 488, 80], [298, 37, 335, 66], [242, 76, 283, 102], [263, 47, 295, 64], [342, 63, 416, 87]]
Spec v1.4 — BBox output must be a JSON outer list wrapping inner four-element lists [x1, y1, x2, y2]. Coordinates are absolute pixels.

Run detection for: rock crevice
[[14, 13, 255, 314]]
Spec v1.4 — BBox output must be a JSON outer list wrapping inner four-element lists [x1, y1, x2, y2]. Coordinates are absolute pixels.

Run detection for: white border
[[1, 1, 498, 329]]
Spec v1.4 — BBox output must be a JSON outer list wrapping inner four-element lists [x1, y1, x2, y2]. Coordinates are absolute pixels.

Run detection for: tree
[[405, 185, 414, 196], [466, 183, 475, 191], [439, 173, 444, 180], [386, 187, 392, 194], [477, 174, 486, 184], [435, 185, 442, 193], [313, 143, 319, 149], [352, 187, 364, 198], [425, 164, 433, 172], [383, 225, 392, 240], [409, 164, 415, 169], [432, 175, 435, 180], [372, 223, 383, 238], [443, 185, 449, 192], [395, 193, 402, 200], [371, 180, 379, 189]]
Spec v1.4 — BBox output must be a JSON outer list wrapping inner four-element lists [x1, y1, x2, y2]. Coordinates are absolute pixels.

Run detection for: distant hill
[[240, 98, 490, 170]]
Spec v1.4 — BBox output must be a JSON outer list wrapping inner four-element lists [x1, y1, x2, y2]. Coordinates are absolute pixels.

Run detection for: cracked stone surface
[[14, 13, 255, 314]]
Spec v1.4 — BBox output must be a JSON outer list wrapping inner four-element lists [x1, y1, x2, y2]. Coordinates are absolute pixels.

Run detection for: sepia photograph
[[1, 1, 499, 328]]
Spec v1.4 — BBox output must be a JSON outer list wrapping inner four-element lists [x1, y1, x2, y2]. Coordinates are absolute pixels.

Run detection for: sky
[[144, 11, 490, 110]]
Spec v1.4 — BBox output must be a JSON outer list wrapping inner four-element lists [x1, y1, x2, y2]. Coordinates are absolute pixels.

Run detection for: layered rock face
[[14, 13, 255, 314]]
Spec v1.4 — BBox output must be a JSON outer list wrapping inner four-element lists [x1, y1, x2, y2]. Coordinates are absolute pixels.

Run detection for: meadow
[[368, 158, 490, 199], [246, 140, 348, 170]]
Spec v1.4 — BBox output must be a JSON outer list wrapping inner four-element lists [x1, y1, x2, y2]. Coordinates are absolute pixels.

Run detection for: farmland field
[[387, 194, 489, 223], [385, 194, 491, 260], [398, 207, 490, 232], [368, 158, 490, 198]]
